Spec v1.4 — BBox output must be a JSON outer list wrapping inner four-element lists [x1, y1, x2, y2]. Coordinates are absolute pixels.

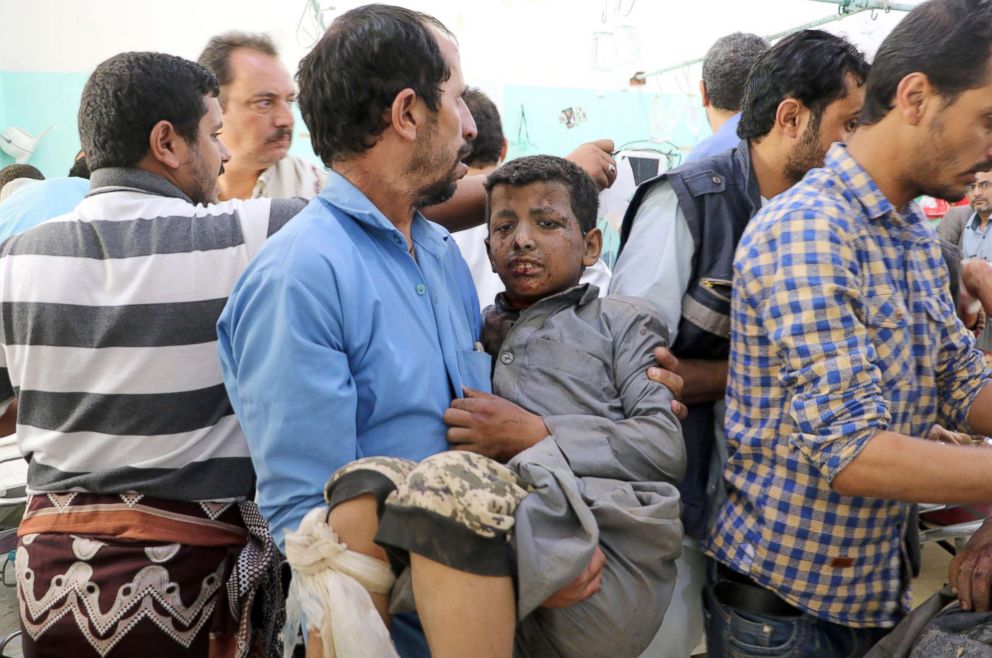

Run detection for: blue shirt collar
[[966, 211, 990, 232], [320, 168, 449, 257]]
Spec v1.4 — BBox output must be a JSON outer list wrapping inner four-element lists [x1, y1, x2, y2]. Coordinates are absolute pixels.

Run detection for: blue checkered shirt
[[704, 144, 991, 628]]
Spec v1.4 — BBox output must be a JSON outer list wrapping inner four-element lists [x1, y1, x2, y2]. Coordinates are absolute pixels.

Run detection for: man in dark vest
[[609, 30, 868, 657]]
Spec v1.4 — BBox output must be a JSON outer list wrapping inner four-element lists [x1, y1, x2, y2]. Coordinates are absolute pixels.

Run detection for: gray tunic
[[485, 284, 686, 658]]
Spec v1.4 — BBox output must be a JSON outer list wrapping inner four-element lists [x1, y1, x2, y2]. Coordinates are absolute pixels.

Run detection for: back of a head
[[463, 87, 504, 168], [197, 31, 279, 107], [79, 52, 219, 172], [702, 32, 771, 112], [860, 0, 992, 126], [0, 164, 44, 192], [297, 3, 453, 165], [484, 155, 599, 233], [737, 30, 869, 141]]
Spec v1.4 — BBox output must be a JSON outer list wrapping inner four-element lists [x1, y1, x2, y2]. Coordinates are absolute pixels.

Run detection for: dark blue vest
[[618, 140, 761, 539]]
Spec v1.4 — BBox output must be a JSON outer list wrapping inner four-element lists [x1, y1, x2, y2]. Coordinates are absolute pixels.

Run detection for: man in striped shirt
[[0, 52, 303, 658]]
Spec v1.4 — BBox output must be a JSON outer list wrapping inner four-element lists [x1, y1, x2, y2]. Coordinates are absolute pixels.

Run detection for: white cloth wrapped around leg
[[284, 506, 399, 658]]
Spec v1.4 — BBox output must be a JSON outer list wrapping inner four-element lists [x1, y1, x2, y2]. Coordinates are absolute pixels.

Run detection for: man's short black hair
[[79, 52, 219, 171], [297, 4, 454, 165], [197, 32, 279, 108], [484, 155, 599, 234], [860, 0, 992, 126], [702, 32, 770, 112], [0, 164, 44, 192], [737, 30, 869, 141], [463, 88, 503, 168]]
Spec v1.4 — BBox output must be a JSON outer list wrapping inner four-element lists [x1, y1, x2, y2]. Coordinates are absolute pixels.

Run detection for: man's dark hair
[[860, 0, 992, 126], [0, 164, 44, 192], [197, 32, 279, 107], [79, 52, 219, 171], [463, 87, 504, 168], [297, 4, 454, 165], [702, 32, 770, 112], [484, 155, 599, 233], [737, 30, 869, 141], [68, 150, 90, 179]]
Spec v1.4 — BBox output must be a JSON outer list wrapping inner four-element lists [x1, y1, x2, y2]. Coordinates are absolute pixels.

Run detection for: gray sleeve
[[608, 181, 695, 343], [267, 198, 309, 237], [937, 207, 968, 247], [543, 303, 686, 484]]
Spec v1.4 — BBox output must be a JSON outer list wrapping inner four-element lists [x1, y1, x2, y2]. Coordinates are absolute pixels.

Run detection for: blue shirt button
[[416, 284, 427, 296]]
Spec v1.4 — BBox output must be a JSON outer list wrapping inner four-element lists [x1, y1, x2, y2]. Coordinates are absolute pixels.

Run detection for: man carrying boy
[[289, 155, 684, 658]]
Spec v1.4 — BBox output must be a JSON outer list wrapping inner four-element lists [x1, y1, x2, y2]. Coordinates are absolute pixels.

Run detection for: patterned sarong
[[17, 493, 285, 658]]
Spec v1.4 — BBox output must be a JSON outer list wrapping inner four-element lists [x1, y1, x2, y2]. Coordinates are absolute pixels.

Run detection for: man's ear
[[894, 72, 931, 127], [774, 98, 804, 140], [389, 88, 422, 143], [583, 227, 602, 266], [148, 120, 184, 170], [498, 138, 508, 164], [700, 80, 710, 108]]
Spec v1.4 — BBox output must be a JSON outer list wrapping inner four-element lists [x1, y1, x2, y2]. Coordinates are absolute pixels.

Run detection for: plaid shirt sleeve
[[740, 208, 891, 483]]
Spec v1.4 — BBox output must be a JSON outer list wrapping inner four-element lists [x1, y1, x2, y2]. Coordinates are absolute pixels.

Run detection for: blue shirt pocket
[[456, 349, 493, 395]]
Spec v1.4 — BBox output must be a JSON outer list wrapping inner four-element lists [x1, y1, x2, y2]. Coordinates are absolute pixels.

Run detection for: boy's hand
[[540, 546, 605, 608], [648, 347, 689, 420], [444, 387, 550, 461]]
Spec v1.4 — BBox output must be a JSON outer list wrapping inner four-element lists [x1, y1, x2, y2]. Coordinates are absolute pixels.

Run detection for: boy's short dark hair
[[484, 155, 599, 233]]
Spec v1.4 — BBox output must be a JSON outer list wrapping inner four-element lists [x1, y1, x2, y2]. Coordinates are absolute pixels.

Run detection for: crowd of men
[[1, 1, 992, 657]]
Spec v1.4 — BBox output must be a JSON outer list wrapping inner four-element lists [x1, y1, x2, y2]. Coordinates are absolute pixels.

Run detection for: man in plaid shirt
[[705, 1, 992, 656]]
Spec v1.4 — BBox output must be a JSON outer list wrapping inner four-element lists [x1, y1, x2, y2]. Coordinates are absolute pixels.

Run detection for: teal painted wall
[[502, 85, 708, 161], [0, 71, 88, 175]]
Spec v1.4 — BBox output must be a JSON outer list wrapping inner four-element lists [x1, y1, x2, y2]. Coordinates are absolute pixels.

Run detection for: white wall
[[1, 0, 909, 92]]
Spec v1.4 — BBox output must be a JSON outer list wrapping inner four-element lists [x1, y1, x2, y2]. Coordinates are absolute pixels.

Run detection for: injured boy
[[289, 155, 685, 658]]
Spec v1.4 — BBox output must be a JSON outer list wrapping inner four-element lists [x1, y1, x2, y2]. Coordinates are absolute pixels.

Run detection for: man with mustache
[[706, 1, 992, 655], [197, 32, 324, 201]]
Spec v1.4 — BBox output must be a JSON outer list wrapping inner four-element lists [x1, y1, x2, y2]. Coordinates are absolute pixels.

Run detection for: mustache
[[457, 144, 472, 162], [267, 128, 292, 144]]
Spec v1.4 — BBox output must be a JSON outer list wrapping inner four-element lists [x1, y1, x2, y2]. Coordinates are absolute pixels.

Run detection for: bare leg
[[410, 552, 516, 658], [306, 493, 389, 658]]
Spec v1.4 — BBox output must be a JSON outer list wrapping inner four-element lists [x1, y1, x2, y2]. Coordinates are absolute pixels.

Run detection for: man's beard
[[912, 113, 992, 204], [414, 175, 458, 209], [410, 131, 471, 209], [783, 110, 826, 186]]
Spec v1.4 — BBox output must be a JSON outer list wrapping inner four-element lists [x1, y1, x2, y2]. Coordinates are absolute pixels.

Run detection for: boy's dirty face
[[486, 181, 601, 309]]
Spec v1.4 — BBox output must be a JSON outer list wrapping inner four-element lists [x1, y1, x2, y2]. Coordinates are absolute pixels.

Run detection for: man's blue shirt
[[218, 169, 487, 547], [685, 113, 741, 163], [0, 177, 89, 243]]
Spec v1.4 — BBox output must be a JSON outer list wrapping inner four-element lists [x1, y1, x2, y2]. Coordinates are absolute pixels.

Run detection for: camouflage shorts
[[325, 452, 529, 577]]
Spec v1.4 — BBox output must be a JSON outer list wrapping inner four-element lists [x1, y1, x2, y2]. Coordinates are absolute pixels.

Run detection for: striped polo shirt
[[0, 167, 305, 502]]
